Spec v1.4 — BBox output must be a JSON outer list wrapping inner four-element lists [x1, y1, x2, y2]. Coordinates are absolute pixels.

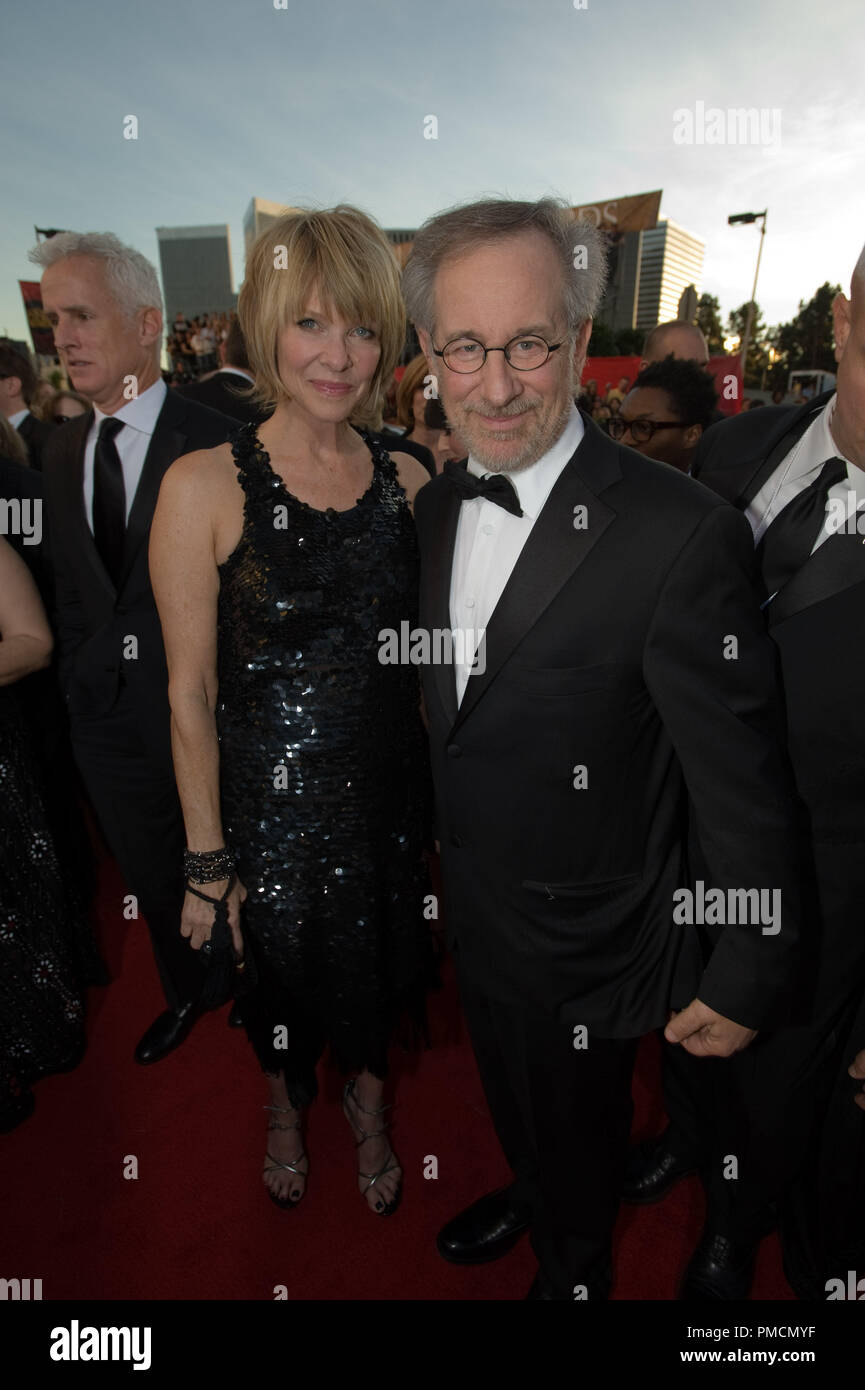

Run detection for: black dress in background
[[216, 423, 435, 1107], [0, 684, 105, 1129]]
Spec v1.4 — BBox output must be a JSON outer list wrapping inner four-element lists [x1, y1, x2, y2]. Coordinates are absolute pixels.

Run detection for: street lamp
[[728, 209, 767, 381]]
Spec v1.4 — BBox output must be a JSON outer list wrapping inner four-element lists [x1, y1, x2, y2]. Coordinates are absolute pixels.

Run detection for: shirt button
[[481, 524, 494, 535], [465, 597, 475, 609]]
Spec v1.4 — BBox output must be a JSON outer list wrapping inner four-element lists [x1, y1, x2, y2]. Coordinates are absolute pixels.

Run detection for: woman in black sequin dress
[[0, 538, 102, 1130], [151, 207, 435, 1214]]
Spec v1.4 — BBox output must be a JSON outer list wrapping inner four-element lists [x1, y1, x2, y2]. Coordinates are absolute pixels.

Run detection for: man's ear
[[832, 292, 851, 365], [571, 319, 593, 385], [138, 306, 163, 349], [683, 422, 702, 450], [416, 326, 433, 363]]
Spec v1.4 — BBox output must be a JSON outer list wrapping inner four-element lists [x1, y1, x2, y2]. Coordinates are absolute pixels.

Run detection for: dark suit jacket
[[17, 410, 55, 471], [693, 391, 865, 999], [415, 413, 808, 1035], [0, 454, 44, 588], [175, 371, 268, 426], [376, 429, 436, 478], [41, 390, 235, 755]]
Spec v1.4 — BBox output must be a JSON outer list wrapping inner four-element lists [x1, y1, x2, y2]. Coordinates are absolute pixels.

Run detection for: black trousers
[[455, 952, 638, 1298], [781, 986, 865, 1297], [661, 847, 865, 1260], [70, 692, 204, 1012], [664, 967, 865, 1251]]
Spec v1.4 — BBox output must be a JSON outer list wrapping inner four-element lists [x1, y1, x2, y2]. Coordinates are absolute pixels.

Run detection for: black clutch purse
[[186, 873, 259, 1009]]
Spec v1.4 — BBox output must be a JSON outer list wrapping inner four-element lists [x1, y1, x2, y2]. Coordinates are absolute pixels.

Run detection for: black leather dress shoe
[[621, 1135, 696, 1205], [437, 1187, 531, 1265], [227, 1002, 244, 1028], [680, 1231, 757, 1300], [134, 1002, 199, 1065]]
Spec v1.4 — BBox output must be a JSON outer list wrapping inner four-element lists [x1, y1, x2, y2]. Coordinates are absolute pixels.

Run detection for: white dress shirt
[[83, 377, 167, 531], [9, 408, 30, 429], [745, 396, 865, 551], [449, 404, 585, 704]]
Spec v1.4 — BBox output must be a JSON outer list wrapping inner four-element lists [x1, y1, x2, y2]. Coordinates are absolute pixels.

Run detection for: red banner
[[18, 280, 56, 357], [582, 355, 742, 416]]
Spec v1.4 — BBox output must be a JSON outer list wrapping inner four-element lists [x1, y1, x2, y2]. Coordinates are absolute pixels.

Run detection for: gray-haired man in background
[[33, 232, 235, 1064]]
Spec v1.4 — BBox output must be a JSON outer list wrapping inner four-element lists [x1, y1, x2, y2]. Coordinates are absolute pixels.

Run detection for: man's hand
[[849, 1048, 865, 1110], [664, 998, 757, 1057]]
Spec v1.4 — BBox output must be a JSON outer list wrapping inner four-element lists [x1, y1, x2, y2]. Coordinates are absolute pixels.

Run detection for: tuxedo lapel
[[451, 422, 619, 734], [768, 527, 865, 627], [739, 394, 834, 506], [117, 393, 187, 592]]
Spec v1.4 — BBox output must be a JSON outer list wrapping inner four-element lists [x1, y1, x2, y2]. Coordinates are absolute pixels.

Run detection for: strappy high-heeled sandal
[[341, 1078, 402, 1217], [262, 1104, 307, 1210]]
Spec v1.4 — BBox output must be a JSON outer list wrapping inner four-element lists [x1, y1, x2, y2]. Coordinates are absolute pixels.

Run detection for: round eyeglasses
[[607, 415, 694, 444], [433, 335, 563, 374]]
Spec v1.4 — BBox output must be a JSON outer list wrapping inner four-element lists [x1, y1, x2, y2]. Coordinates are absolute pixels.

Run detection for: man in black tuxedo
[[647, 246, 865, 1299], [176, 316, 268, 427], [403, 197, 809, 1301], [32, 231, 236, 1065], [0, 341, 55, 471]]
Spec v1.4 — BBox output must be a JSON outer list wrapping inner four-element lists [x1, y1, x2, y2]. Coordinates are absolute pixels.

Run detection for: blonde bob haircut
[[395, 353, 430, 431], [238, 204, 406, 429]]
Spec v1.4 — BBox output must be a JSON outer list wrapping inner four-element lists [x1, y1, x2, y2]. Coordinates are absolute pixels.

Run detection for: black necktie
[[92, 417, 126, 585], [443, 459, 523, 517], [757, 456, 847, 597]]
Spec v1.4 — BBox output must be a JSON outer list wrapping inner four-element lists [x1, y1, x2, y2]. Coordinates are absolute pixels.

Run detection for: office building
[[635, 220, 705, 331], [155, 225, 236, 323], [243, 198, 297, 262]]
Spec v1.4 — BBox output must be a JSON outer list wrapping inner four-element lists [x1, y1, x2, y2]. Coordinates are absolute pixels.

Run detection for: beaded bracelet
[[184, 847, 235, 884]]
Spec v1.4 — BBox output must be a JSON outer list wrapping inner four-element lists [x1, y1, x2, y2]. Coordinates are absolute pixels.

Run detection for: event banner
[[18, 280, 56, 356], [572, 191, 663, 233], [583, 354, 743, 416]]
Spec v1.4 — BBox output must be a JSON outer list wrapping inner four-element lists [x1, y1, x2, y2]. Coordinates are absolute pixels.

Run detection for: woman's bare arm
[[0, 537, 53, 685], [149, 451, 244, 946]]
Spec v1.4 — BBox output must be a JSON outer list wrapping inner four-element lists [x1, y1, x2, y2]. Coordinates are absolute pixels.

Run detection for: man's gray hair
[[402, 197, 607, 339], [28, 231, 163, 318], [853, 242, 865, 288]]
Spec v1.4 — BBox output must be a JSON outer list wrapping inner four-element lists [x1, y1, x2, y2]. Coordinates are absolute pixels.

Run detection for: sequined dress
[[0, 684, 102, 1124], [216, 423, 434, 1106]]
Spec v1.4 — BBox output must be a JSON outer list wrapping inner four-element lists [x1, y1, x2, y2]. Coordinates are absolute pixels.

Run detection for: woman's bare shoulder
[[160, 440, 239, 500]]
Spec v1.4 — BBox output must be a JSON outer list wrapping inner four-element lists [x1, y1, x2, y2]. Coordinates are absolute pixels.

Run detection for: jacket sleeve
[[642, 501, 813, 1029]]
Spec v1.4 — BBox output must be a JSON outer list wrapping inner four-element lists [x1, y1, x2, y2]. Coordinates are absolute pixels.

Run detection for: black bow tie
[[443, 460, 523, 517]]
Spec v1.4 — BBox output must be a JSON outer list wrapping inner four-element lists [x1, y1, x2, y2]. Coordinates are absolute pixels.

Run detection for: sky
[[2, 0, 864, 348]]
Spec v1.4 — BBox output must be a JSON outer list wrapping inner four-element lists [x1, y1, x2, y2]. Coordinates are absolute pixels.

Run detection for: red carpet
[[0, 852, 795, 1301]]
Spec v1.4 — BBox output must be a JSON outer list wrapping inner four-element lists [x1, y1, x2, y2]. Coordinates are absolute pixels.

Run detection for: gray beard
[[470, 398, 573, 474]]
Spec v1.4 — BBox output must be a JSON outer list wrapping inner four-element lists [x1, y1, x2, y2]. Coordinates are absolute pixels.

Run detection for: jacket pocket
[[522, 874, 640, 900]]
